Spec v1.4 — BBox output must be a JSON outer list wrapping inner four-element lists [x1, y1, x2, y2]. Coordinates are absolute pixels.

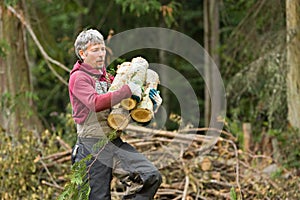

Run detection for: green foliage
[[220, 0, 257, 28], [114, 0, 181, 27], [0, 91, 39, 119], [31, 59, 69, 129], [230, 187, 237, 200], [1, 92, 13, 117], [115, 0, 161, 17], [51, 103, 77, 146], [224, 118, 244, 147], [4, 0, 19, 6], [0, 128, 64, 199], [0, 39, 10, 58], [59, 130, 117, 199], [28, 0, 82, 60], [226, 49, 287, 133], [221, 0, 287, 135], [273, 128, 300, 169], [58, 155, 92, 200], [270, 168, 283, 179]]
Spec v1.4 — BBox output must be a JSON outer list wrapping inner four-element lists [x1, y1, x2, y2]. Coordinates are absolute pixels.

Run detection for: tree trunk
[[204, 0, 220, 127], [0, 3, 42, 133], [286, 0, 300, 130]]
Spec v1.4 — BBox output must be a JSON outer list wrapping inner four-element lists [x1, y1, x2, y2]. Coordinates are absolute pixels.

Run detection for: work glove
[[128, 82, 142, 103], [149, 88, 162, 113]]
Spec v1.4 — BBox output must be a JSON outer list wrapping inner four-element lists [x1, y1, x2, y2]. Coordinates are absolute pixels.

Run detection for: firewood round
[[120, 98, 137, 110], [131, 108, 152, 123], [107, 108, 130, 130]]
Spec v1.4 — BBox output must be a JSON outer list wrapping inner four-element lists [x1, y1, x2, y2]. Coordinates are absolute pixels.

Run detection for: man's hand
[[128, 82, 142, 102], [149, 88, 162, 113]]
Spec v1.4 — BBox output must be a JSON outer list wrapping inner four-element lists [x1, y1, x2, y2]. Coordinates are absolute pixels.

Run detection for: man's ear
[[79, 50, 86, 60]]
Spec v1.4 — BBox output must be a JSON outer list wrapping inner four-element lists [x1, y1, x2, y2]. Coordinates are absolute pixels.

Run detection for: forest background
[[0, 0, 299, 199]]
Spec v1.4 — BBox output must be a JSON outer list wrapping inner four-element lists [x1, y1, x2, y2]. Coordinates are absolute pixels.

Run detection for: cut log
[[108, 62, 132, 92], [108, 57, 149, 129], [200, 157, 212, 171], [128, 57, 149, 86], [145, 69, 160, 89], [109, 57, 149, 111], [107, 62, 132, 130], [120, 98, 137, 110], [108, 57, 160, 129], [131, 89, 153, 123], [131, 69, 160, 123], [107, 107, 131, 130], [120, 57, 149, 110]]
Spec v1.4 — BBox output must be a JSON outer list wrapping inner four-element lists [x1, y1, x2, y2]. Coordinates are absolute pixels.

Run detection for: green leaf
[[230, 187, 237, 200]]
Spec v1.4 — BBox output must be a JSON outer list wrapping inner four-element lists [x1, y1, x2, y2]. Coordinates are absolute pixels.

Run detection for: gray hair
[[74, 29, 105, 60]]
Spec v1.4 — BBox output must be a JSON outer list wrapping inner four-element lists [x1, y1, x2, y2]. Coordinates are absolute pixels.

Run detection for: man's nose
[[99, 50, 105, 56]]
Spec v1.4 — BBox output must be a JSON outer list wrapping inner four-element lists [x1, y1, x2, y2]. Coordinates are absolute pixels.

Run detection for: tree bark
[[204, 0, 220, 127], [0, 2, 42, 133], [286, 0, 300, 130]]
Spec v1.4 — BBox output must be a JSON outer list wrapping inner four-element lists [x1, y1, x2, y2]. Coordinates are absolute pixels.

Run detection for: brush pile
[[40, 125, 299, 199]]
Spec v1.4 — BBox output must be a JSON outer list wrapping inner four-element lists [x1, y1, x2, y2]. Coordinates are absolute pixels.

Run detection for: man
[[68, 29, 162, 199]]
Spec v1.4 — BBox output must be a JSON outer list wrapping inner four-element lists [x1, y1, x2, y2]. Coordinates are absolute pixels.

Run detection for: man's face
[[80, 43, 106, 69]]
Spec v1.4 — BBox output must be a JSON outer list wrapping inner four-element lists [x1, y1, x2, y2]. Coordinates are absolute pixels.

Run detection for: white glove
[[149, 89, 162, 113], [128, 82, 142, 102]]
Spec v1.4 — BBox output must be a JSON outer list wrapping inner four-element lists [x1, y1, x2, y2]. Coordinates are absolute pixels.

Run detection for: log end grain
[[131, 108, 153, 123], [120, 98, 137, 110], [107, 109, 130, 130]]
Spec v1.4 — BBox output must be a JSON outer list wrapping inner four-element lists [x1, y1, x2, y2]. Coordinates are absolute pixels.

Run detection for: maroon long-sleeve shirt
[[68, 61, 131, 124]]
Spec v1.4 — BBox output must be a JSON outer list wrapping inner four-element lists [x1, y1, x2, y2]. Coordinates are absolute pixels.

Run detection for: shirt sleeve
[[72, 75, 132, 112]]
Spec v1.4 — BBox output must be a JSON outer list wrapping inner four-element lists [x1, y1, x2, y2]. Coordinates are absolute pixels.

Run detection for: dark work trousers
[[72, 137, 162, 200]]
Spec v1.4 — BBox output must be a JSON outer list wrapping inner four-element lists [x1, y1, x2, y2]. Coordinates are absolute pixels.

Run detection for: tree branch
[[7, 5, 70, 86]]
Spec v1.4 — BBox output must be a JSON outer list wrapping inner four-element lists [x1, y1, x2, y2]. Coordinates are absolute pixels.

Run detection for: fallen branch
[[42, 150, 71, 161], [56, 136, 72, 150], [41, 180, 64, 190], [39, 159, 61, 189]]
